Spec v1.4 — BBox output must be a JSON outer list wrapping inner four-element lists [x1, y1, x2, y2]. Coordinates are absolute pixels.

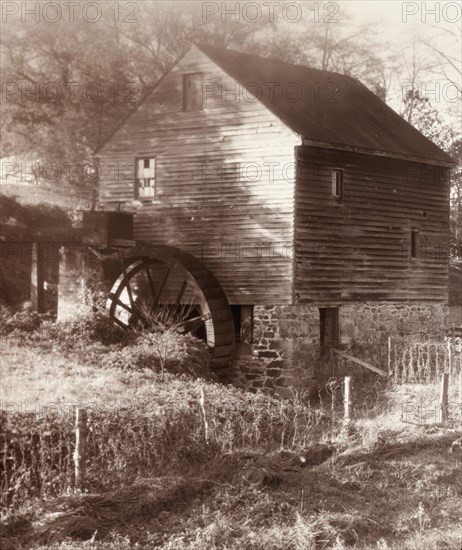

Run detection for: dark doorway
[[231, 305, 253, 344], [319, 307, 339, 353]]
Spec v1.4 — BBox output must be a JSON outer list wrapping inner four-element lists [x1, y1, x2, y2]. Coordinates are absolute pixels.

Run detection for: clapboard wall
[[294, 146, 450, 304], [96, 46, 300, 305]]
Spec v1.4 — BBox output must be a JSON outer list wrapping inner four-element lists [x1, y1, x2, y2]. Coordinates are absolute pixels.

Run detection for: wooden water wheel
[[106, 245, 235, 370]]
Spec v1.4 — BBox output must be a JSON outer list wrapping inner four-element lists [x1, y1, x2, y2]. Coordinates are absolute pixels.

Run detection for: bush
[[0, 307, 43, 334], [20, 312, 135, 350], [100, 332, 213, 380]]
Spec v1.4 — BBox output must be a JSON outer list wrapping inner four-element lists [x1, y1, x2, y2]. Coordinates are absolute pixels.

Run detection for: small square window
[[332, 169, 344, 200], [183, 73, 204, 112], [135, 158, 155, 198]]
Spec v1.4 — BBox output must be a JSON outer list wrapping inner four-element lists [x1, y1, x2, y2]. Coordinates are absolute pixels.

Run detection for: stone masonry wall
[[226, 302, 449, 395], [226, 305, 321, 397], [340, 302, 449, 368]]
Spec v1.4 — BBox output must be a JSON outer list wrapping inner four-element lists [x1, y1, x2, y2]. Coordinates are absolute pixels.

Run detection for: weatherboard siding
[[294, 146, 450, 304], [96, 46, 300, 305]]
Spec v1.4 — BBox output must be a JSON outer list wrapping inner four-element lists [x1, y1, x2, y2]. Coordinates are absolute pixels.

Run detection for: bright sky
[[343, 0, 461, 28], [328, 1, 462, 125]]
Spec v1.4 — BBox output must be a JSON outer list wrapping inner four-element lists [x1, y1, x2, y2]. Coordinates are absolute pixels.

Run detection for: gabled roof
[[198, 44, 454, 165]]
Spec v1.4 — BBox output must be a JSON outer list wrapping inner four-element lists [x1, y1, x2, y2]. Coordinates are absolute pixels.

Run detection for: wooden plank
[[96, 47, 299, 305], [294, 146, 449, 304], [332, 349, 389, 377]]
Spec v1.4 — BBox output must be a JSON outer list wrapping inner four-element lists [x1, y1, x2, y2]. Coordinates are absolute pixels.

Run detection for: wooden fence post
[[447, 341, 452, 380], [459, 370, 462, 405], [440, 373, 449, 423], [387, 336, 392, 375], [74, 408, 88, 490], [199, 386, 209, 446], [344, 376, 351, 423]]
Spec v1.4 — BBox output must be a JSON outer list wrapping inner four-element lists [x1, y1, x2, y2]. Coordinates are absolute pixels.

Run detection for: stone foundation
[[340, 303, 448, 343], [224, 302, 449, 395], [225, 305, 321, 397], [339, 303, 448, 368]]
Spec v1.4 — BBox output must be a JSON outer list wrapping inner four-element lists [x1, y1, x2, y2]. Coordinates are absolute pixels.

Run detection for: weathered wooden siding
[[97, 46, 300, 304], [294, 146, 449, 303]]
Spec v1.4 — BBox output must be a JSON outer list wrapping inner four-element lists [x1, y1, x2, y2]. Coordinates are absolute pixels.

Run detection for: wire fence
[[389, 337, 462, 384], [0, 390, 330, 511]]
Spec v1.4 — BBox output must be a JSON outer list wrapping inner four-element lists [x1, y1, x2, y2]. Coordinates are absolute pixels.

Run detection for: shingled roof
[[198, 44, 454, 165]]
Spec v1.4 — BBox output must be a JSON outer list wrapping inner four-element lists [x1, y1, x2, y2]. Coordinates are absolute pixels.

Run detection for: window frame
[[182, 72, 204, 112], [411, 227, 420, 259], [135, 157, 156, 199], [331, 168, 344, 202]]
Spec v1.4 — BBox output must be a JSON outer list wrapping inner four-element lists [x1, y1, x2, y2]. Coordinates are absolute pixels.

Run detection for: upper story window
[[332, 169, 344, 201], [135, 158, 155, 198], [183, 73, 204, 112]]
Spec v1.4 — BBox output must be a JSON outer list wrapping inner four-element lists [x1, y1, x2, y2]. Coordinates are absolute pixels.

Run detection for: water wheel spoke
[[180, 315, 205, 335], [150, 260, 175, 314], [144, 263, 157, 301], [174, 280, 188, 309], [121, 264, 136, 311], [106, 249, 235, 368], [108, 293, 139, 317]]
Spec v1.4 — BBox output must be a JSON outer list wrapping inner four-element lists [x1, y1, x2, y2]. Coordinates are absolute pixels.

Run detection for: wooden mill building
[[77, 44, 454, 391]]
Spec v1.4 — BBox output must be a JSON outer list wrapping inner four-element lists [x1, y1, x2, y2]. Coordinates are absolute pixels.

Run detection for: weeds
[[2, 313, 462, 549]]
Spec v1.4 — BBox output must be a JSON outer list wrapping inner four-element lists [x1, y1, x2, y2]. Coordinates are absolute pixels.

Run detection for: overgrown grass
[[1, 312, 461, 549]]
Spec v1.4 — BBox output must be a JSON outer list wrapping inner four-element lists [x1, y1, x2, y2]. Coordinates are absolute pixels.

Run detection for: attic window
[[332, 169, 344, 200], [135, 158, 155, 198], [183, 73, 204, 112]]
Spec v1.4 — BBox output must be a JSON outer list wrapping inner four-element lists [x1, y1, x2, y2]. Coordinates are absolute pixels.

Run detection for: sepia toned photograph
[[0, 1, 461, 548]]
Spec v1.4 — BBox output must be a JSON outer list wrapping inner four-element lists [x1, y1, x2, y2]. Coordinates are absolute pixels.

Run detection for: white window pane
[[136, 158, 156, 198], [332, 171, 337, 195]]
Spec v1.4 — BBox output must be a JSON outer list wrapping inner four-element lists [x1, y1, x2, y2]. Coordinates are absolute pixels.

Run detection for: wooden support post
[[447, 341, 452, 380], [440, 373, 449, 423], [74, 408, 88, 490], [344, 376, 351, 423], [31, 242, 45, 313]]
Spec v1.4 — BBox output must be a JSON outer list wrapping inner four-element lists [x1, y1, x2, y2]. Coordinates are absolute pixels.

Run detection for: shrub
[[0, 307, 43, 335], [99, 332, 213, 380], [20, 312, 134, 350]]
